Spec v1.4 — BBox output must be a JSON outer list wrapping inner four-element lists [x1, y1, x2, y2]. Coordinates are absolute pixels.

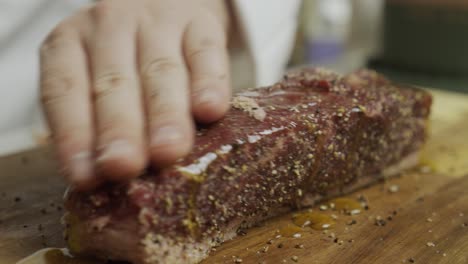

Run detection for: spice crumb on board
[[419, 165, 431, 174], [259, 246, 269, 253], [349, 209, 361, 215], [388, 184, 400, 193], [293, 233, 302, 238], [233, 257, 243, 263], [426, 218, 433, 222], [14, 196, 21, 202], [426, 242, 435, 247], [291, 255, 299, 262]]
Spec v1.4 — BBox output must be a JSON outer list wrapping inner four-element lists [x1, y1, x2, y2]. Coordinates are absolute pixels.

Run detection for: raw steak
[[64, 68, 432, 264]]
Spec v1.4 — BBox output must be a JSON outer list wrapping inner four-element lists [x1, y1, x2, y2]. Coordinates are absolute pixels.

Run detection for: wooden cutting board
[[1, 89, 468, 264]]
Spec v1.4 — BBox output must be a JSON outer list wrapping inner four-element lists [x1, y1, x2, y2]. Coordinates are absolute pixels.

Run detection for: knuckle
[[97, 115, 139, 139], [40, 70, 75, 105], [89, 0, 128, 25], [93, 71, 128, 99], [192, 72, 223, 84], [191, 73, 228, 93], [90, 1, 116, 20], [141, 57, 182, 79], [187, 40, 220, 61], [187, 47, 211, 62], [146, 92, 184, 118], [52, 127, 87, 149], [40, 23, 73, 55], [149, 99, 180, 117], [96, 120, 119, 137]]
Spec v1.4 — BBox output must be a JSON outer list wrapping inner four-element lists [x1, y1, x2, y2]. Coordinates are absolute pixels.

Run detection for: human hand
[[40, 0, 231, 188]]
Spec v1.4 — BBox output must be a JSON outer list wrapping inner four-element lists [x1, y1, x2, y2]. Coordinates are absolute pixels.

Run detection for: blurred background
[[290, 0, 468, 93]]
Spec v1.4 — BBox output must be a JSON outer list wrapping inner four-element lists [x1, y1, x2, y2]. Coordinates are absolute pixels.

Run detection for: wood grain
[[204, 172, 468, 264], [1, 89, 468, 264]]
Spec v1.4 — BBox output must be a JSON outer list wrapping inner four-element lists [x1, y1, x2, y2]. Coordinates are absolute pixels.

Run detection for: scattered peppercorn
[[375, 219, 386, 226]]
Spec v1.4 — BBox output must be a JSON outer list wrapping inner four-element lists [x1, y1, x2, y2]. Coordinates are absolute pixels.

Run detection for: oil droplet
[[329, 198, 362, 213], [292, 211, 335, 230], [278, 224, 304, 237], [419, 158, 437, 172], [16, 248, 100, 264]]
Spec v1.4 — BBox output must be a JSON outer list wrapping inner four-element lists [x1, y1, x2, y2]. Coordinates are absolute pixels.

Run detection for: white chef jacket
[[0, 0, 301, 156]]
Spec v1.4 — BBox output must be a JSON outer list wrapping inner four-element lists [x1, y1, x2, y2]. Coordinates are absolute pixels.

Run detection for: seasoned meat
[[64, 68, 432, 264]]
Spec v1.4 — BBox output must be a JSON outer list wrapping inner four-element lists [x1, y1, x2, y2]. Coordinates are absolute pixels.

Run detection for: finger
[[138, 25, 194, 165], [39, 22, 95, 187], [184, 14, 231, 123], [87, 6, 146, 180]]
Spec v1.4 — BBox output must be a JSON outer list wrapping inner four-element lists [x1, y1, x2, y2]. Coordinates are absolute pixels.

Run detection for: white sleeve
[[230, 0, 301, 89]]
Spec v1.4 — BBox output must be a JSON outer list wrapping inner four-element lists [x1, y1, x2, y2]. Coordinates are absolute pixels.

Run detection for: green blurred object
[[370, 2, 468, 93], [366, 66, 468, 93]]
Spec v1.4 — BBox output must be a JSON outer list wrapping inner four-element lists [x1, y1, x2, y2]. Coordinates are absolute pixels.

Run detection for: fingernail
[[67, 151, 93, 182], [196, 90, 222, 107], [97, 140, 138, 163], [151, 126, 184, 147]]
